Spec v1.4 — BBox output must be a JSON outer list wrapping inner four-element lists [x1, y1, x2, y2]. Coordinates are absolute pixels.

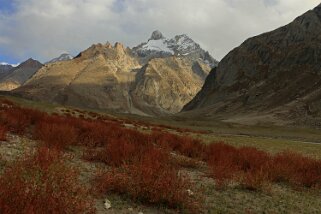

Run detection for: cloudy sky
[[0, 0, 320, 64]]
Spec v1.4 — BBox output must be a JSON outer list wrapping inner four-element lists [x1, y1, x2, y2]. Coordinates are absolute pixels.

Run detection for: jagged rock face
[[46, 53, 73, 64], [0, 59, 43, 91], [132, 57, 208, 114], [183, 4, 321, 121], [149, 30, 164, 40], [133, 30, 218, 68], [16, 42, 210, 115]]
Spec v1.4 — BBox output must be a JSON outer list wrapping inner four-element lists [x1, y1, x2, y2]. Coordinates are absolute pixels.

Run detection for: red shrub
[[0, 125, 7, 141], [84, 129, 152, 166], [236, 147, 271, 172], [94, 148, 202, 213], [207, 143, 271, 189], [234, 147, 271, 190], [206, 143, 238, 186], [239, 169, 270, 191], [0, 106, 46, 134], [207, 143, 321, 190], [0, 98, 14, 106], [0, 147, 95, 214], [77, 121, 111, 147], [0, 108, 31, 134], [151, 131, 205, 159], [34, 120, 78, 149], [270, 151, 321, 188]]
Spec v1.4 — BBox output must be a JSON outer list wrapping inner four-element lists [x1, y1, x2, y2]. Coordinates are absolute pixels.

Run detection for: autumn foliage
[[95, 148, 202, 213], [35, 119, 78, 149], [0, 125, 7, 141], [2, 97, 321, 213], [0, 147, 95, 214], [269, 151, 321, 188], [206, 143, 321, 190]]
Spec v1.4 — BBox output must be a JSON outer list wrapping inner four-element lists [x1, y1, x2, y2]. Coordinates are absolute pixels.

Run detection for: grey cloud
[[0, 0, 319, 63]]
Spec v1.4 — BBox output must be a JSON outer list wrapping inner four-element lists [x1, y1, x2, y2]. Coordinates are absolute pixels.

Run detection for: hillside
[[0, 63, 14, 79], [0, 59, 43, 91], [182, 4, 321, 126]]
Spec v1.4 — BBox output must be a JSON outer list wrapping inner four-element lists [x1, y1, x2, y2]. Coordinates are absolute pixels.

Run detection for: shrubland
[[1, 97, 321, 213]]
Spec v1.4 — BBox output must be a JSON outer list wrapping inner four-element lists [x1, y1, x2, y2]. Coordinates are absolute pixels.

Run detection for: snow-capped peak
[[46, 53, 73, 64], [0, 62, 19, 67], [132, 31, 218, 67]]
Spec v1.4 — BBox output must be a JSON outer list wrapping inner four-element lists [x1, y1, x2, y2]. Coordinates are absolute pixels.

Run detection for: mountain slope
[[0, 63, 15, 79], [0, 59, 43, 91], [182, 4, 321, 125], [15, 41, 211, 115], [131, 57, 209, 114]]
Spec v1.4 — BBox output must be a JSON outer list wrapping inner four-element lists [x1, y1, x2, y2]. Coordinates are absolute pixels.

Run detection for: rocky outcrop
[[183, 4, 321, 122], [0, 59, 43, 91]]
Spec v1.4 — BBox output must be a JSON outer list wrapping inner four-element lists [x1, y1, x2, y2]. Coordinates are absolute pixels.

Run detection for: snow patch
[[133, 31, 219, 67], [0, 62, 19, 67], [47, 53, 73, 64], [142, 39, 174, 54]]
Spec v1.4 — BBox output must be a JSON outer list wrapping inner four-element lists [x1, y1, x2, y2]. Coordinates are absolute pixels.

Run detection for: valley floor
[[1, 95, 321, 213]]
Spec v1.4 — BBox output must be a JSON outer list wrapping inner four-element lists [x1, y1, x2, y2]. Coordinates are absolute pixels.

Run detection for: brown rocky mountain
[[0, 64, 14, 79], [15, 40, 211, 115], [182, 4, 321, 125], [0, 59, 43, 91]]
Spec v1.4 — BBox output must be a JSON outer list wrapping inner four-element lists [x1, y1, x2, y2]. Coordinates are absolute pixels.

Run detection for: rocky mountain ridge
[[15, 37, 211, 115], [0, 63, 15, 79], [0, 59, 43, 91], [182, 4, 321, 126]]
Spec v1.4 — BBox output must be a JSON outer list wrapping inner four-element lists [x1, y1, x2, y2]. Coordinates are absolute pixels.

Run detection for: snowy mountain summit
[[46, 53, 73, 64], [133, 30, 218, 67]]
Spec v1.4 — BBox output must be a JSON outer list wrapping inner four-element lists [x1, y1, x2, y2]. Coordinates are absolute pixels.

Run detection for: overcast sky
[[0, 0, 320, 64]]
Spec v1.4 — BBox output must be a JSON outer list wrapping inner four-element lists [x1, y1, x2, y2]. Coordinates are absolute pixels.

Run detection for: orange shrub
[[270, 151, 321, 188], [235, 147, 271, 190], [94, 148, 202, 213], [151, 131, 205, 159], [236, 147, 270, 172], [206, 143, 238, 187], [206, 143, 271, 189], [0, 125, 7, 141], [0, 106, 46, 134], [83, 129, 152, 166], [34, 120, 78, 149], [77, 120, 111, 147], [0, 147, 95, 214], [207, 143, 321, 190], [0, 108, 31, 134]]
